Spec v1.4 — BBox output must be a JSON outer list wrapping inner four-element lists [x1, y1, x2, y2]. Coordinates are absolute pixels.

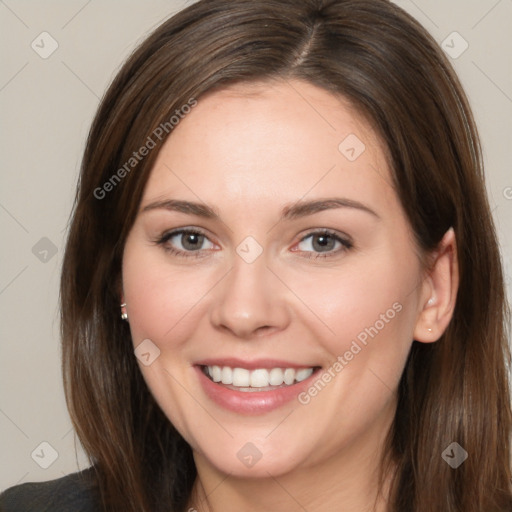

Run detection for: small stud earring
[[120, 303, 128, 321], [427, 327, 432, 333]]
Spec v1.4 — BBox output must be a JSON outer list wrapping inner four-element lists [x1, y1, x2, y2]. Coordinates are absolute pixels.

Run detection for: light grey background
[[1, 0, 511, 491]]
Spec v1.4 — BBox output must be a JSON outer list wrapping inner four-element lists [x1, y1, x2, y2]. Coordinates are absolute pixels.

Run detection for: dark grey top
[[0, 467, 100, 512]]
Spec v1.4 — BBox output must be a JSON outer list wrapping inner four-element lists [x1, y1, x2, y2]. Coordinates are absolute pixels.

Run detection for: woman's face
[[122, 79, 429, 478]]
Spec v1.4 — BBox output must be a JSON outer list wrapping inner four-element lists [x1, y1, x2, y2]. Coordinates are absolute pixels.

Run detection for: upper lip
[[195, 358, 320, 370]]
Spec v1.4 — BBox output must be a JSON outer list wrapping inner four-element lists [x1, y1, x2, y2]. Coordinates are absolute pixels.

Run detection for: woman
[[1, 0, 511, 511]]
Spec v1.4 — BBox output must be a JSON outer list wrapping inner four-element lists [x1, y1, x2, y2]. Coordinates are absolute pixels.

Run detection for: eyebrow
[[141, 197, 380, 220]]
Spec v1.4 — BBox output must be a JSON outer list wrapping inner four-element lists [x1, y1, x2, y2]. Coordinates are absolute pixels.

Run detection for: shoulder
[[0, 466, 100, 512]]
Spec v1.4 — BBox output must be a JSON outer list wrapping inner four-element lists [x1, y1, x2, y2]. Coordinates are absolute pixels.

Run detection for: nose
[[209, 252, 291, 340]]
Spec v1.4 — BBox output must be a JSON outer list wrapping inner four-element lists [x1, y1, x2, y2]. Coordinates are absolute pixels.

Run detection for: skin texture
[[121, 79, 458, 512]]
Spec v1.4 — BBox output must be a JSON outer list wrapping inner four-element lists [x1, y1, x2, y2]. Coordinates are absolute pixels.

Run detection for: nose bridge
[[210, 247, 289, 338]]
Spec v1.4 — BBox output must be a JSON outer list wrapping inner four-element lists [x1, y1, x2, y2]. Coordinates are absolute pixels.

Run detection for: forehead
[[142, 80, 397, 218]]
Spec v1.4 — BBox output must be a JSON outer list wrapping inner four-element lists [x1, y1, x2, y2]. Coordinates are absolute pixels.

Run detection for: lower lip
[[195, 366, 319, 415]]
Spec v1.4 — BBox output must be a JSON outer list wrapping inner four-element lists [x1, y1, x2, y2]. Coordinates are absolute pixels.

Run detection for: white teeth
[[221, 366, 233, 385], [232, 368, 250, 387], [250, 369, 269, 388], [283, 368, 295, 385], [211, 365, 222, 382], [269, 368, 284, 386], [295, 368, 314, 382], [204, 365, 315, 388]]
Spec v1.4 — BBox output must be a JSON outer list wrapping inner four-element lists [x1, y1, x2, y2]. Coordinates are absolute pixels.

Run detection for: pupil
[[183, 233, 203, 250], [313, 235, 333, 252]]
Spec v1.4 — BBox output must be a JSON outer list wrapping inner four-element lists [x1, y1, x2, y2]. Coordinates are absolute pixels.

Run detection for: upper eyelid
[[159, 226, 210, 239]]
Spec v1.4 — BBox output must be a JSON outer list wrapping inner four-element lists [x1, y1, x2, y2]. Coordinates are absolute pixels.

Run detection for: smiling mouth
[[200, 365, 321, 392]]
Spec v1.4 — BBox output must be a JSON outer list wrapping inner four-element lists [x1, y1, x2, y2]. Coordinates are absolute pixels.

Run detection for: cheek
[[121, 243, 213, 349], [121, 243, 213, 435], [289, 252, 418, 357]]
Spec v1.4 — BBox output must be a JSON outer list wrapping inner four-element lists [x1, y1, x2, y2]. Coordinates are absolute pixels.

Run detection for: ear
[[119, 286, 128, 321], [413, 227, 459, 343]]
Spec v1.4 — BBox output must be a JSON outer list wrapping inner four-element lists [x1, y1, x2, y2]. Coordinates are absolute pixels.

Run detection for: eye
[[293, 230, 352, 259], [154, 228, 352, 260], [155, 228, 215, 258]]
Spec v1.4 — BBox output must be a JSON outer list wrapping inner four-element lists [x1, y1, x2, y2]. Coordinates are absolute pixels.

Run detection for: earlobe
[[414, 228, 459, 343], [120, 290, 128, 321]]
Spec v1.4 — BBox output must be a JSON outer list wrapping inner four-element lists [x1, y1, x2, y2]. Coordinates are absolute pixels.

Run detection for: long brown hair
[[60, 1, 512, 510]]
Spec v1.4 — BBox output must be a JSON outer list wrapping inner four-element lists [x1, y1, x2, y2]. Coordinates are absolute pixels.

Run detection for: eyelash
[[154, 228, 213, 259], [153, 228, 353, 260]]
